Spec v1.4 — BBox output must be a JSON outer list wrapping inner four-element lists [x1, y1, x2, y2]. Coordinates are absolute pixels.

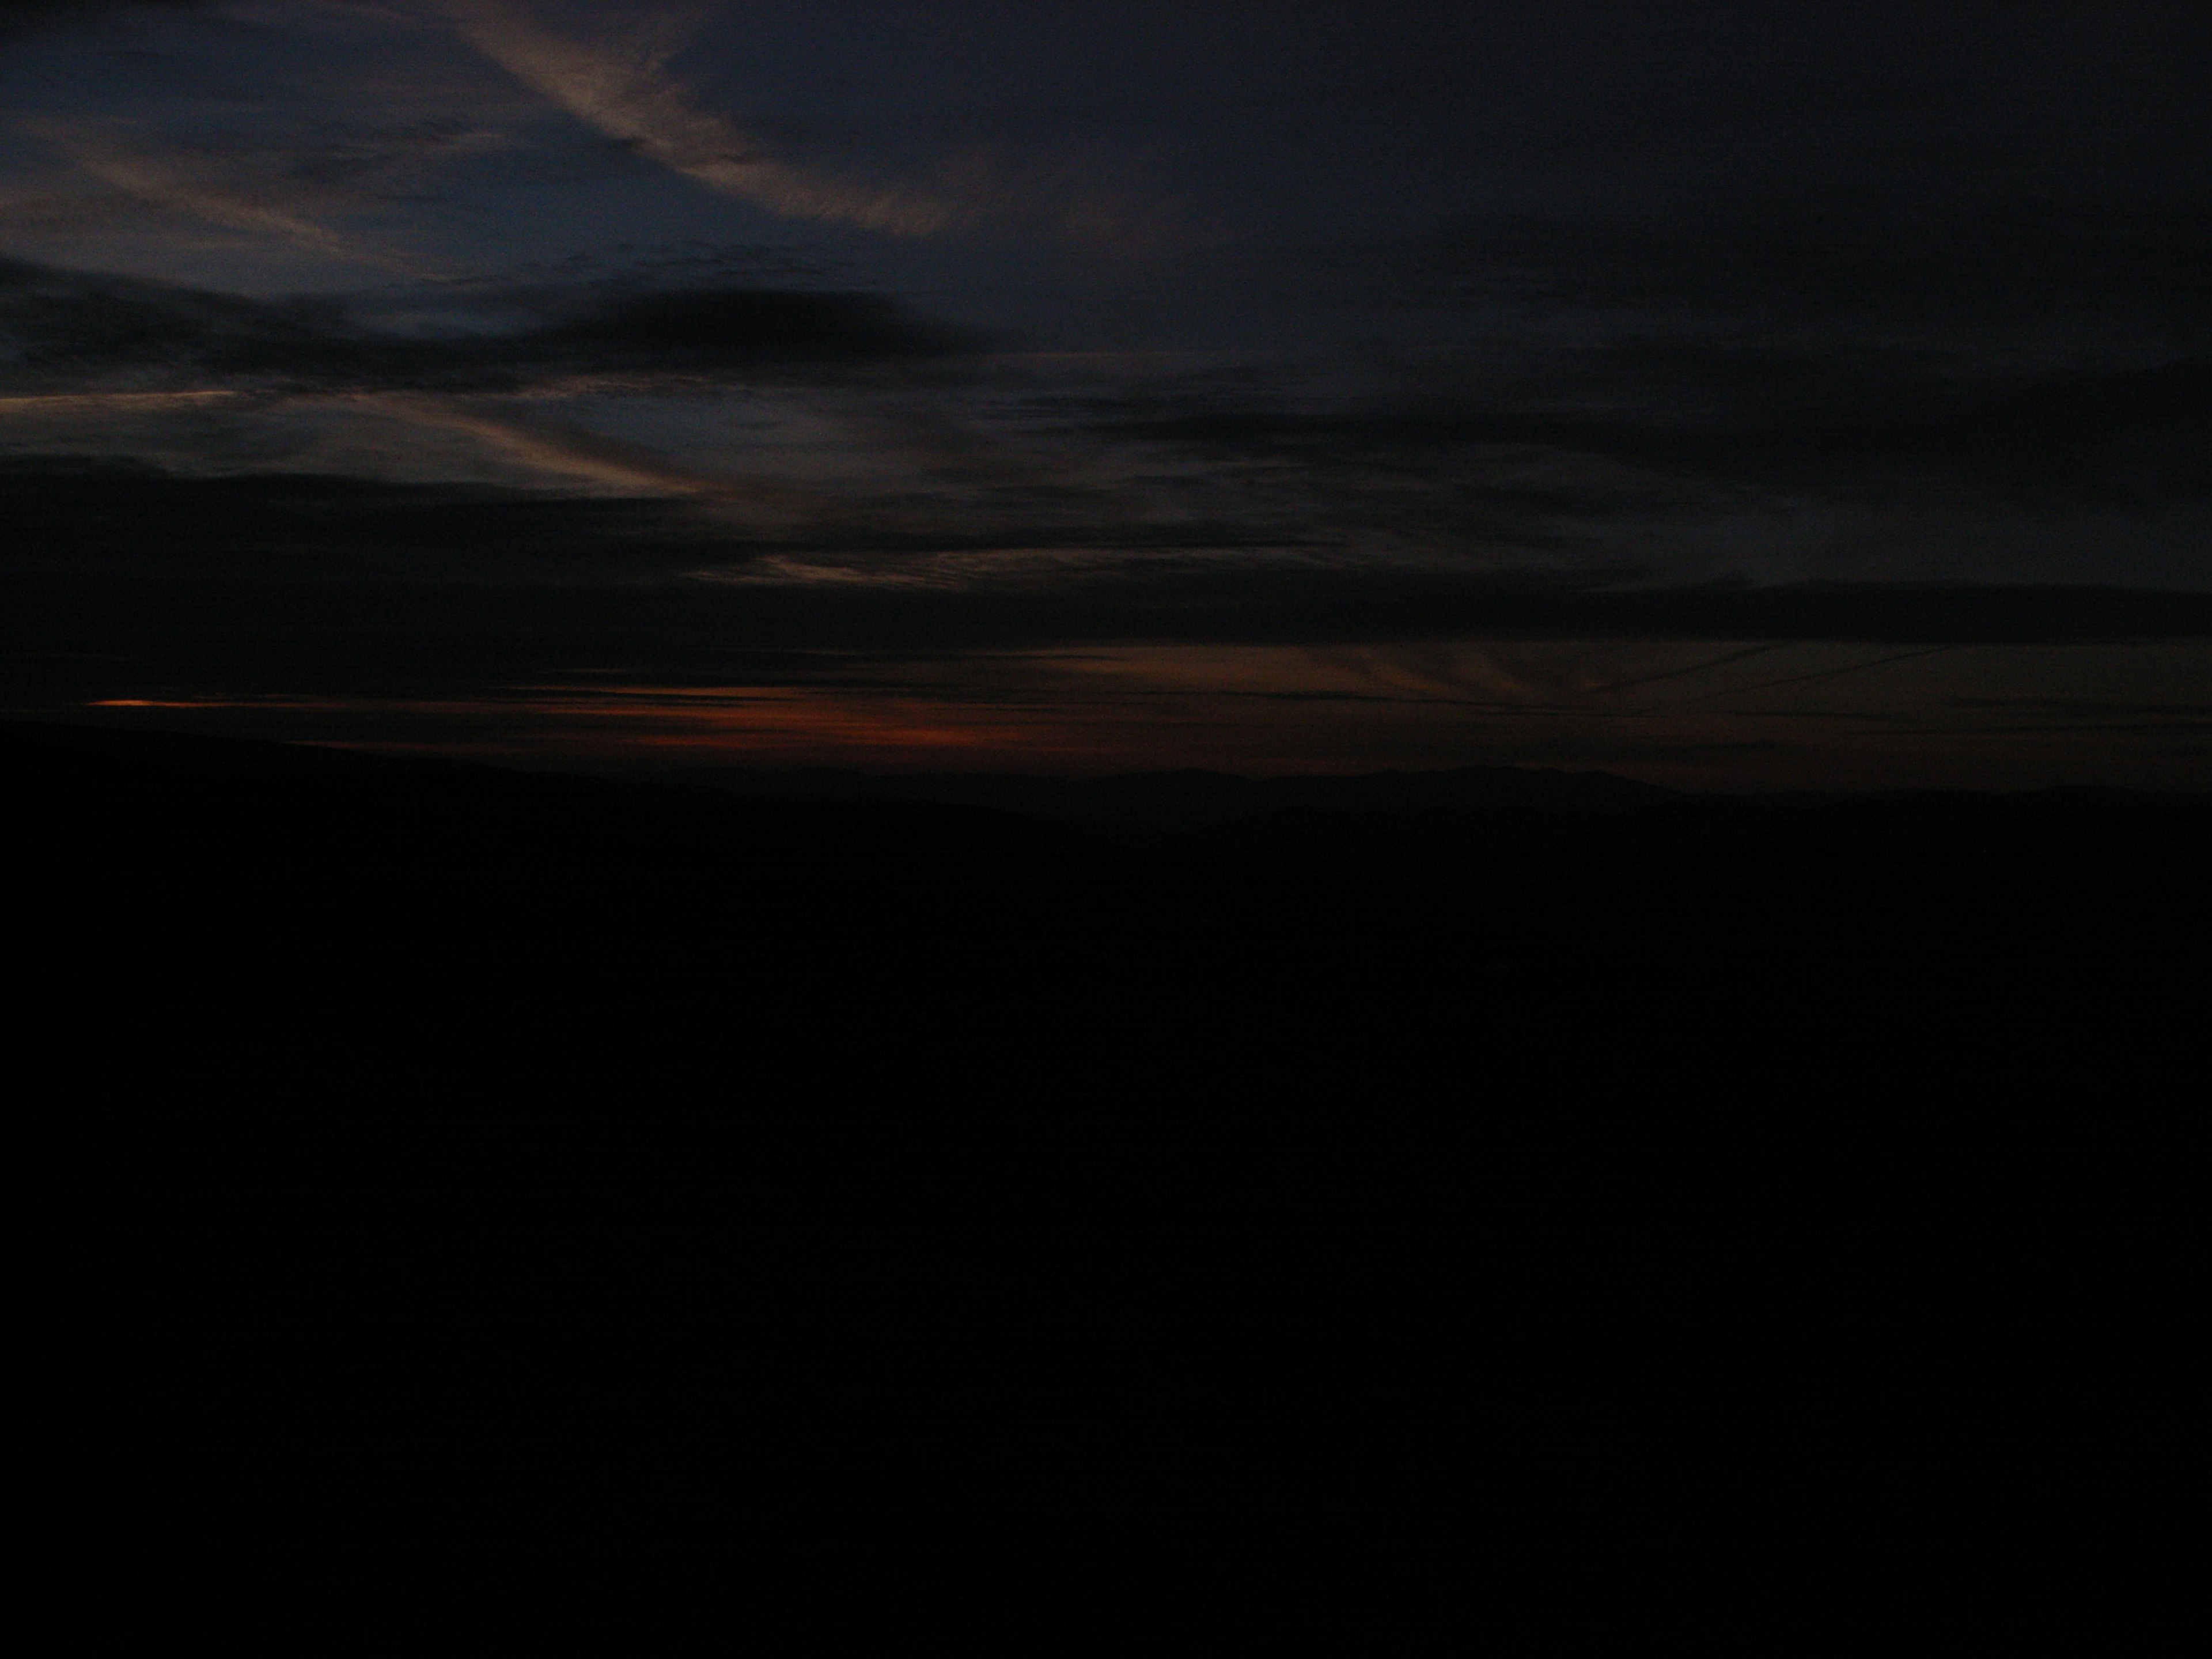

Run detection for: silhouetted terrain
[[14, 721, 2204, 1511], [688, 762, 1679, 831]]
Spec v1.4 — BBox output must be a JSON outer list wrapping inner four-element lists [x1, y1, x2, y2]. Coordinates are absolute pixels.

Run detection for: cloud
[[351, 391, 805, 502], [6, 455, 2209, 664], [0, 1, 213, 39], [0, 254, 979, 398], [0, 254, 988, 495], [9, 109, 528, 257], [1084, 349, 2212, 512], [1412, 208, 2212, 330], [5, 450, 2203, 796], [0, 253, 325, 384], [525, 286, 979, 368], [0, 388, 238, 413], [0, 452, 715, 586], [439, 0, 962, 236], [25, 126, 439, 276]]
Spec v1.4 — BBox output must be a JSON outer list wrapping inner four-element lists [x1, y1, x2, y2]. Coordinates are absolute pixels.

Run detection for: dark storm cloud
[[0, 256, 978, 395]]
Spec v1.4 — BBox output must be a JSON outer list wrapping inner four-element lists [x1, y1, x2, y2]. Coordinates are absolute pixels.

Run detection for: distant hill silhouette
[[12, 716, 2206, 1038], [10, 716, 2206, 1016], [15, 719, 2206, 1489], [695, 762, 1677, 831]]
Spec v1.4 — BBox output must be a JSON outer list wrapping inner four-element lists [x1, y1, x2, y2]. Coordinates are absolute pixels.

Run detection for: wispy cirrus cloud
[[0, 252, 975, 494], [351, 389, 808, 503], [21, 121, 443, 275], [439, 0, 963, 236]]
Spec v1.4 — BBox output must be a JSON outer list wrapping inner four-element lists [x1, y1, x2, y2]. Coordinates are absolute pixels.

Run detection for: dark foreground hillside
[[12, 721, 2205, 1597], [14, 720, 2200, 1111]]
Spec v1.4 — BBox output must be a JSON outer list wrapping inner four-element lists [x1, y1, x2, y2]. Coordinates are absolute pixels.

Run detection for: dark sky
[[4, 0, 2208, 786]]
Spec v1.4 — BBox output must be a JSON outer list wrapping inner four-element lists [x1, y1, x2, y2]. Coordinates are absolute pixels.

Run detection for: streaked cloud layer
[[1, 2, 2206, 785]]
